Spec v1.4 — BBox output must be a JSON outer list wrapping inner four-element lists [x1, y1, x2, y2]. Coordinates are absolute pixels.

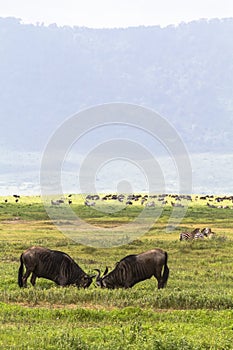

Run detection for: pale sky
[[1, 0, 233, 28]]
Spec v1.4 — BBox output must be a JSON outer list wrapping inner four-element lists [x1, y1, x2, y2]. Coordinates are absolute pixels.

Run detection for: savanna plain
[[0, 194, 233, 349]]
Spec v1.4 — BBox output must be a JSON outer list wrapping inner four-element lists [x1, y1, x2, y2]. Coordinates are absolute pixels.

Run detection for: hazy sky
[[1, 0, 233, 28]]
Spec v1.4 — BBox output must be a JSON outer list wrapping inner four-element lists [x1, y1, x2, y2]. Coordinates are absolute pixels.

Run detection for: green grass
[[0, 194, 233, 349], [1, 304, 232, 349]]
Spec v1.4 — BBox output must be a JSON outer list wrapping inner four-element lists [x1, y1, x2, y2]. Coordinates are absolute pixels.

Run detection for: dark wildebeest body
[[18, 246, 94, 288], [95, 248, 169, 289]]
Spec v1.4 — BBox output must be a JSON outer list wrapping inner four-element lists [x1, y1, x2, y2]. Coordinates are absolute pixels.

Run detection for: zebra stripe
[[180, 232, 193, 240]]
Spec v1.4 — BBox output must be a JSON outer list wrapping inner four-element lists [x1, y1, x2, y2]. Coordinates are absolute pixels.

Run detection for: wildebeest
[[207, 202, 217, 208], [18, 246, 95, 288], [95, 248, 169, 290], [171, 201, 184, 208]]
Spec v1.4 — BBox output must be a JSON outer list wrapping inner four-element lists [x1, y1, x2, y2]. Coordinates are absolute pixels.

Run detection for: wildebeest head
[[78, 274, 95, 288]]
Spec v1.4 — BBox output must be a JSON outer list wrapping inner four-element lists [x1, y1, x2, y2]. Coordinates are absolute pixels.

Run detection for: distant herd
[[83, 193, 233, 209], [3, 193, 233, 209]]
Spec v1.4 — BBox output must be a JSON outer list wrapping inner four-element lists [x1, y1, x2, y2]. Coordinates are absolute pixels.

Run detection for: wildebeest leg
[[154, 268, 164, 289], [158, 278, 164, 289], [30, 273, 37, 286], [22, 269, 31, 287]]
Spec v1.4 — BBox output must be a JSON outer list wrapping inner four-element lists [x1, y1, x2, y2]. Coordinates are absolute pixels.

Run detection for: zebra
[[193, 231, 205, 239], [201, 227, 215, 238], [180, 228, 201, 241], [180, 227, 214, 241]]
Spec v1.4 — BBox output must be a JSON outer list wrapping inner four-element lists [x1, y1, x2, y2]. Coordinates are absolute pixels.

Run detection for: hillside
[[0, 17, 233, 153]]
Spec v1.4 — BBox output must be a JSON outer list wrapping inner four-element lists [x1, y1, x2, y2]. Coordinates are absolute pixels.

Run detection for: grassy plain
[[0, 194, 233, 349]]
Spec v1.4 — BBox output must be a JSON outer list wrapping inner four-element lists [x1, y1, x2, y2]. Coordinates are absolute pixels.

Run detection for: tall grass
[[0, 194, 233, 349]]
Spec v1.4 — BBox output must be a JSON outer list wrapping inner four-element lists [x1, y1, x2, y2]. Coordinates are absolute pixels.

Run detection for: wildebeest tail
[[18, 254, 24, 287], [162, 251, 169, 287]]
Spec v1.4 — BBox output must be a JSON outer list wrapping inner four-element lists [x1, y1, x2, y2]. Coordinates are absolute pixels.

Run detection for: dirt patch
[[11, 302, 116, 311]]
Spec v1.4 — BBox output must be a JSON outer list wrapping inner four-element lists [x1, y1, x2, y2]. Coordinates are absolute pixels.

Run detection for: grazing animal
[[18, 246, 94, 288], [51, 199, 60, 205], [85, 201, 95, 207], [207, 202, 217, 208], [201, 227, 211, 235], [145, 201, 155, 207], [95, 248, 169, 290], [118, 195, 124, 202], [180, 227, 214, 241], [193, 231, 205, 239], [86, 194, 99, 201], [179, 228, 201, 241], [171, 201, 184, 208], [201, 227, 215, 238]]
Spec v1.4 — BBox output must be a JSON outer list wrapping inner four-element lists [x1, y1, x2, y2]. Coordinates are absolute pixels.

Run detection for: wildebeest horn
[[94, 269, 101, 279], [103, 266, 108, 276]]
